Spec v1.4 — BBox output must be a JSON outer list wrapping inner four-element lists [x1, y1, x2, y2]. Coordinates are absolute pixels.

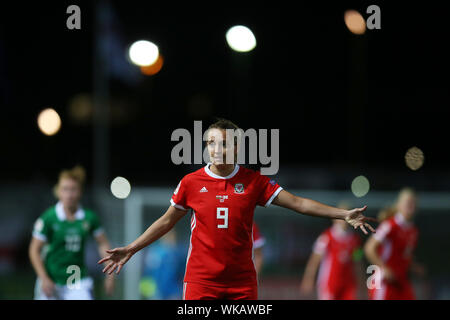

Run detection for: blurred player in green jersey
[[29, 166, 115, 299]]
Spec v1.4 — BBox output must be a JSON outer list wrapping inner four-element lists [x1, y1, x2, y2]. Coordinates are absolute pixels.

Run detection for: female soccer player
[[29, 166, 115, 299], [364, 188, 421, 300], [299, 203, 365, 300], [99, 119, 376, 300]]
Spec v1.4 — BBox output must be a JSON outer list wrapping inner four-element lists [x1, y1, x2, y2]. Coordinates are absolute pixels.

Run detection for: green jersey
[[32, 202, 104, 285]]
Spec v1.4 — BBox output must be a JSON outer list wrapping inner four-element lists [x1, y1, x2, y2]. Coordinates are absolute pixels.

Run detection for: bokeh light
[[140, 54, 164, 76], [37, 108, 61, 136], [128, 40, 159, 67], [351, 175, 370, 197], [68, 93, 93, 124], [111, 177, 131, 199], [344, 10, 366, 35], [405, 146, 424, 170], [225, 25, 257, 52]]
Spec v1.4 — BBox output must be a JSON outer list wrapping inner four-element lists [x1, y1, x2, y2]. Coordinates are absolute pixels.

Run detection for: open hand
[[299, 278, 315, 297], [41, 276, 55, 298], [345, 206, 377, 235], [98, 247, 134, 275]]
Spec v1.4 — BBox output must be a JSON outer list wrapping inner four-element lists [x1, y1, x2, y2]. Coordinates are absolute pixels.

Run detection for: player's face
[[57, 178, 82, 209], [398, 193, 416, 220], [206, 128, 236, 165]]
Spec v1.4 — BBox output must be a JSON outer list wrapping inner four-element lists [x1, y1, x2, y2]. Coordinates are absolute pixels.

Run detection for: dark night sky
[[1, 1, 449, 186]]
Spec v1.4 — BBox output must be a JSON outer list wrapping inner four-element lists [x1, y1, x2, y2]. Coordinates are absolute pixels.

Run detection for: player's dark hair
[[207, 117, 241, 146], [207, 118, 240, 131], [206, 118, 240, 163]]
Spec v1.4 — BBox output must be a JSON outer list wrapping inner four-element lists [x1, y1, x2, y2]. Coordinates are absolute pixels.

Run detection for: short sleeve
[[32, 215, 51, 242], [312, 233, 329, 256], [252, 223, 266, 249], [256, 173, 283, 207], [89, 212, 104, 238], [170, 177, 189, 211], [372, 220, 392, 243]]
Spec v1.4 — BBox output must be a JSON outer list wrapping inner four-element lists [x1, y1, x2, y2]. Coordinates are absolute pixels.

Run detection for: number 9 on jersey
[[217, 208, 228, 229]]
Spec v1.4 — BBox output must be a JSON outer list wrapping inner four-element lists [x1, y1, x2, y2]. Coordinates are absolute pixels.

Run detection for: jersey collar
[[394, 212, 412, 228], [56, 201, 85, 221], [204, 163, 240, 180], [330, 224, 350, 239]]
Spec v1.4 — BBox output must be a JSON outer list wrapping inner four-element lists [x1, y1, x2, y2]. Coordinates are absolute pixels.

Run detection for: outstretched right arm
[[300, 233, 327, 297], [29, 237, 55, 297], [98, 205, 187, 275], [299, 251, 322, 297]]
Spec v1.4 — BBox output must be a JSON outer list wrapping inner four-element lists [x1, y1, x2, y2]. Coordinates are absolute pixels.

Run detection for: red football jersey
[[171, 164, 282, 287], [313, 225, 361, 299], [372, 213, 418, 281]]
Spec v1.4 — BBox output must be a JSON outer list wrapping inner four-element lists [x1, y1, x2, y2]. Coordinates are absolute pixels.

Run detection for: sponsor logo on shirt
[[269, 179, 276, 186], [234, 183, 244, 194], [216, 195, 229, 203], [200, 186, 208, 193]]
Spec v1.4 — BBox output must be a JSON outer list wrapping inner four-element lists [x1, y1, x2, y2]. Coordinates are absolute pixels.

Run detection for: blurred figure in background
[[253, 222, 265, 275], [364, 188, 425, 300], [139, 229, 185, 300], [300, 202, 366, 300], [28, 166, 115, 299]]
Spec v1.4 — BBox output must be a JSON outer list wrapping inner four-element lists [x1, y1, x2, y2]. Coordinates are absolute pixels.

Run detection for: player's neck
[[63, 204, 78, 220], [210, 163, 236, 177]]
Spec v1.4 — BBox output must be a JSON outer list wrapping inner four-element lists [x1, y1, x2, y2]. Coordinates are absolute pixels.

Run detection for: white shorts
[[34, 277, 94, 300]]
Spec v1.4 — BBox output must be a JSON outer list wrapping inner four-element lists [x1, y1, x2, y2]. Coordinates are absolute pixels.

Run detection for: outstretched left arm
[[272, 190, 377, 234]]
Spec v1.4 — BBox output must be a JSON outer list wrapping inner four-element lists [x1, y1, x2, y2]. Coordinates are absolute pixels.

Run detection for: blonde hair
[[396, 187, 416, 204], [377, 206, 397, 222], [53, 165, 86, 197], [378, 187, 417, 221]]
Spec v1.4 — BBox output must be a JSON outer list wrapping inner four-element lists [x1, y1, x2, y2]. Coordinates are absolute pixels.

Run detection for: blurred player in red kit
[[365, 188, 425, 300], [300, 203, 366, 300], [98, 119, 376, 300]]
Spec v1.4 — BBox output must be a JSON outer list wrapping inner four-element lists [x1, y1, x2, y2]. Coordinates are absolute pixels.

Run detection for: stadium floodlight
[[111, 176, 132, 199], [225, 25, 257, 52], [344, 10, 366, 35], [140, 54, 164, 76], [351, 175, 370, 198], [37, 108, 61, 136], [128, 40, 159, 67]]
